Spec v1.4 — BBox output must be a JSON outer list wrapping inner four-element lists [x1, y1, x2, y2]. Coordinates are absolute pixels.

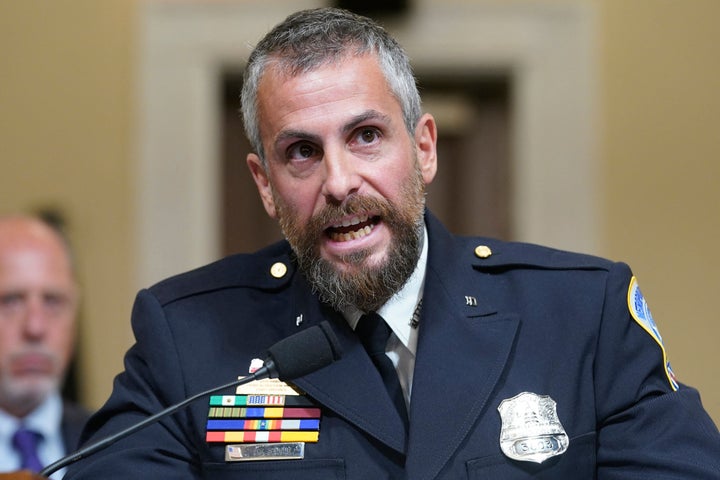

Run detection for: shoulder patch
[[627, 277, 679, 391]]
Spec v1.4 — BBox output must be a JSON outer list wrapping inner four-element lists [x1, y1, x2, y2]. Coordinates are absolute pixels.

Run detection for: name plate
[[226, 442, 305, 462], [236, 377, 302, 396]]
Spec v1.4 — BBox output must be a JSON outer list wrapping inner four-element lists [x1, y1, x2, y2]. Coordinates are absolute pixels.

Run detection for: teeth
[[333, 215, 368, 229], [329, 224, 373, 242]]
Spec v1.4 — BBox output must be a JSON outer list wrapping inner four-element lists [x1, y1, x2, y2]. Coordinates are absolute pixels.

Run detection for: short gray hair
[[240, 7, 421, 165]]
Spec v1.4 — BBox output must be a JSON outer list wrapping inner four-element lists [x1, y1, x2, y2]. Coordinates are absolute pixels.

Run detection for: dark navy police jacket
[[65, 212, 720, 479]]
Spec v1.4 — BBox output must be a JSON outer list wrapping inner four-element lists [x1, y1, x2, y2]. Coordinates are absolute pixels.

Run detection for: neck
[[0, 395, 44, 419]]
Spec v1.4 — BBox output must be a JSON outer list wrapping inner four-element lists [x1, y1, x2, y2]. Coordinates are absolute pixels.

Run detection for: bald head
[[0, 216, 74, 269], [0, 215, 79, 417]]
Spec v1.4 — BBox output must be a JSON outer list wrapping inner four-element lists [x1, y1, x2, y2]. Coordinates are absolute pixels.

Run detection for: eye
[[0, 293, 26, 317], [44, 293, 68, 309], [287, 142, 319, 161], [356, 127, 380, 145], [284, 140, 322, 175], [0, 293, 23, 307]]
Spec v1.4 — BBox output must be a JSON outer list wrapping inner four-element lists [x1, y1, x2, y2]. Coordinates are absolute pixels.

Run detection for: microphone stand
[[2, 320, 340, 479], [37, 373, 267, 478], [0, 376, 253, 479]]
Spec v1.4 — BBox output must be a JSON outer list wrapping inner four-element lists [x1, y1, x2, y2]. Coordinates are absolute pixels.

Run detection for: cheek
[[0, 335, 13, 365], [372, 164, 415, 200], [48, 320, 77, 358], [0, 326, 22, 351], [275, 183, 320, 220]]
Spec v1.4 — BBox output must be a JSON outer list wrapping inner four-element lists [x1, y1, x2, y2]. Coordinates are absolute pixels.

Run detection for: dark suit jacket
[[61, 400, 92, 453], [65, 212, 720, 479]]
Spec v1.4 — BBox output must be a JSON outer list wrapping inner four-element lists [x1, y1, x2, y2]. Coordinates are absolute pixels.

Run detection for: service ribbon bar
[[207, 419, 320, 431], [209, 395, 315, 407], [208, 406, 321, 419], [207, 430, 320, 443]]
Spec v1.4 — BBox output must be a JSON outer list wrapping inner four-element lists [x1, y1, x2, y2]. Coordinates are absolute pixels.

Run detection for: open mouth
[[326, 214, 380, 242]]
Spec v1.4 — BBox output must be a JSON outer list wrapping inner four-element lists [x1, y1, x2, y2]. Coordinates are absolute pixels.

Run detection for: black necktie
[[356, 312, 409, 428]]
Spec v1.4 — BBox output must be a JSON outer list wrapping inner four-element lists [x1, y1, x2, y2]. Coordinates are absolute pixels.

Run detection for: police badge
[[497, 392, 569, 463]]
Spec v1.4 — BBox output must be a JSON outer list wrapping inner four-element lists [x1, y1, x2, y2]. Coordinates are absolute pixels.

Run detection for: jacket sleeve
[[594, 262, 720, 478], [63, 289, 203, 479]]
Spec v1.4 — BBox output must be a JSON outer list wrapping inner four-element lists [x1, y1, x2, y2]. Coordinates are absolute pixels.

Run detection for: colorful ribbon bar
[[207, 419, 320, 431], [207, 406, 321, 419], [209, 395, 315, 407], [206, 430, 320, 443]]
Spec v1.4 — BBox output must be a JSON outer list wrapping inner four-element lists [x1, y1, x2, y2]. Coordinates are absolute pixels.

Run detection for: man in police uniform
[[65, 7, 720, 479]]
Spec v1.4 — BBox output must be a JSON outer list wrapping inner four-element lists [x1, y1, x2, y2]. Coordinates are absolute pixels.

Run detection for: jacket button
[[474, 245, 492, 259], [270, 262, 288, 278]]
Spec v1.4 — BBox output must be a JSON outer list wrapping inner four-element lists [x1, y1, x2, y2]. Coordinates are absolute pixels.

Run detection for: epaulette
[[149, 240, 296, 306], [464, 237, 613, 272]]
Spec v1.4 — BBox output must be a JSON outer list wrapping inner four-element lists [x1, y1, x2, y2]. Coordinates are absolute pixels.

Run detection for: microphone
[[40, 321, 342, 478]]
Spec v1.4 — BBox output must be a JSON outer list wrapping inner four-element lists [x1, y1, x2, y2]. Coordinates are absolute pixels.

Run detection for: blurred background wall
[[0, 0, 136, 408], [1, 0, 718, 425]]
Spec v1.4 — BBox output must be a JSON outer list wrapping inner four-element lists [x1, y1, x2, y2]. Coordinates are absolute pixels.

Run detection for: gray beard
[[274, 160, 427, 313], [298, 219, 423, 312]]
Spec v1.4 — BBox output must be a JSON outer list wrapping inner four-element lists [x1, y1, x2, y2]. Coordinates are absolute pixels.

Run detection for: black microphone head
[[265, 321, 342, 380]]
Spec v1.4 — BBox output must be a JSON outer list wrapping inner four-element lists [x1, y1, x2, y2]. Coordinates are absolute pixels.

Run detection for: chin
[[335, 250, 389, 274], [2, 376, 58, 406]]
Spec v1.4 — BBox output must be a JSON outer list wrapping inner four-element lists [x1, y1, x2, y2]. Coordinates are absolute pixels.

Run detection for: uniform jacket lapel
[[405, 213, 519, 480], [290, 275, 408, 454], [286, 212, 520, 470]]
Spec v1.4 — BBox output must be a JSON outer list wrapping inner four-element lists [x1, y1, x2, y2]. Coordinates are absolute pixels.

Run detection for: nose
[[321, 147, 362, 203], [23, 297, 48, 340]]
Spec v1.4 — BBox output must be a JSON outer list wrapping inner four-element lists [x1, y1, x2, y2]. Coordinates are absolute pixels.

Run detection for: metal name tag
[[497, 392, 569, 463], [225, 442, 305, 462], [235, 377, 303, 396]]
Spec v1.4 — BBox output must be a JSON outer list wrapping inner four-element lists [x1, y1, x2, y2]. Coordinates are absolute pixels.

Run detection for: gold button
[[474, 245, 492, 259], [270, 262, 288, 278]]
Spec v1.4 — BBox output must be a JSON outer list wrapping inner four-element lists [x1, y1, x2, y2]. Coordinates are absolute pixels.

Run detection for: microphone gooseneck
[[40, 321, 342, 477]]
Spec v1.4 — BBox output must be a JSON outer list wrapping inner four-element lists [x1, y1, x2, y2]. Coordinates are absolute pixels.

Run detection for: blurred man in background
[[0, 215, 90, 478]]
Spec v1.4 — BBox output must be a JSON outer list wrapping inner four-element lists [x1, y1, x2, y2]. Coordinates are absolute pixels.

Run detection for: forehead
[[0, 235, 74, 290], [256, 54, 401, 133]]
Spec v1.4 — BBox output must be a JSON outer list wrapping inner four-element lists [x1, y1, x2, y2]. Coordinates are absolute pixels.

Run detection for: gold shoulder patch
[[627, 276, 678, 390]]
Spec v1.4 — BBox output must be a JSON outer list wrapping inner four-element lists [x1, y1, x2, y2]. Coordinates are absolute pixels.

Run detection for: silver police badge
[[497, 392, 569, 463]]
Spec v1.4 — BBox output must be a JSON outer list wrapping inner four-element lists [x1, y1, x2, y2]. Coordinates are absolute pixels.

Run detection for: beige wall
[[1, 0, 718, 426], [0, 0, 136, 407], [600, 0, 720, 422]]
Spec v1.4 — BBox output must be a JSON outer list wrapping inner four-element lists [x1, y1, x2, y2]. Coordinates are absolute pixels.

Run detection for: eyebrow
[[341, 110, 392, 135], [273, 109, 392, 151]]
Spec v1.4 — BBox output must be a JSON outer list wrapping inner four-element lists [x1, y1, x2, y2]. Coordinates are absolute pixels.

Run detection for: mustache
[[308, 195, 392, 232], [8, 348, 59, 364]]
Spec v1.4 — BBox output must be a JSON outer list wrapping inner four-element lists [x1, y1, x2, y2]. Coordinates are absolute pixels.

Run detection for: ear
[[414, 113, 438, 185], [246, 153, 277, 219]]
